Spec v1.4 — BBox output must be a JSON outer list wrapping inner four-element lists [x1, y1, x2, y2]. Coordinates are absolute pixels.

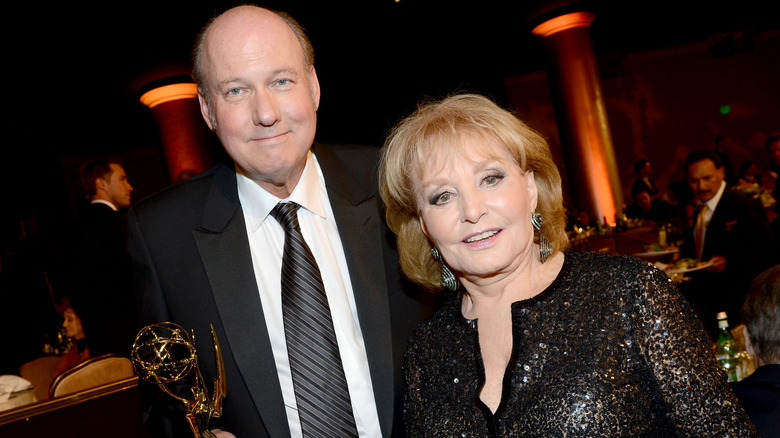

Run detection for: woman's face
[[416, 139, 538, 282], [62, 308, 85, 340]]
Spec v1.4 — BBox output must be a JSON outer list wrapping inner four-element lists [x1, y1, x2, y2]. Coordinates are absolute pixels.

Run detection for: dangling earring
[[531, 211, 552, 263], [431, 247, 459, 291]]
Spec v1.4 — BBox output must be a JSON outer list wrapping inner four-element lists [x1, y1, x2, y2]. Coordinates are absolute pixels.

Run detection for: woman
[[379, 94, 756, 436], [53, 306, 91, 378]]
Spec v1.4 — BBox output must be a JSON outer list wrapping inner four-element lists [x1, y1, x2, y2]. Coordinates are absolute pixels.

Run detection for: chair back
[[48, 354, 135, 399], [19, 356, 61, 402]]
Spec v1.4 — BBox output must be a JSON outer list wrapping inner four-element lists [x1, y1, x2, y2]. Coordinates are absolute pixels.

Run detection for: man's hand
[[211, 429, 237, 438], [707, 255, 727, 272]]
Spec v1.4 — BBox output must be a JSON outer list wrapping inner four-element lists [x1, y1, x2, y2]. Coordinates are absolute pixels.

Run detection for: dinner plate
[[664, 260, 714, 274], [633, 247, 679, 257]]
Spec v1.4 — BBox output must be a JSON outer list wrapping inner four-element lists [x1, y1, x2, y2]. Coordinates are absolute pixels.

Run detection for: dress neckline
[[455, 252, 571, 329]]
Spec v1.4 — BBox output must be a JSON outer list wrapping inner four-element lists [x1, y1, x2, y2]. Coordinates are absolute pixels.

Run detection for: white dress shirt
[[236, 151, 381, 438], [695, 180, 727, 251], [91, 199, 118, 211]]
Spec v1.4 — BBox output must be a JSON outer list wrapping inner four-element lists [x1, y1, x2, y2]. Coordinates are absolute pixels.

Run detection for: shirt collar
[[702, 180, 727, 211], [237, 151, 327, 231], [91, 199, 118, 211]]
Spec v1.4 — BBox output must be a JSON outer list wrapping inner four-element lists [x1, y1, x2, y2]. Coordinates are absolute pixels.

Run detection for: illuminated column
[[140, 82, 214, 183], [533, 12, 622, 225]]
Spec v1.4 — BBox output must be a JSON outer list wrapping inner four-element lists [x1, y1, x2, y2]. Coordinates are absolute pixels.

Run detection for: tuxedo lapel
[[194, 165, 290, 437], [702, 190, 734, 260], [316, 145, 395, 437]]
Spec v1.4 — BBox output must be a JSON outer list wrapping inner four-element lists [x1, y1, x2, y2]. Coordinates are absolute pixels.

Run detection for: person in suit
[[624, 188, 678, 225], [60, 159, 136, 358], [128, 6, 432, 437], [680, 149, 777, 338], [631, 158, 659, 201], [730, 265, 780, 437]]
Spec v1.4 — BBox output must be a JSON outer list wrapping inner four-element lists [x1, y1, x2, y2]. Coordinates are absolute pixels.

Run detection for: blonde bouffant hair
[[379, 94, 569, 291]]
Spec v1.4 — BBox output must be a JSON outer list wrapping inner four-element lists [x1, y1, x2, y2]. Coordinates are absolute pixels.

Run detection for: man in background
[[61, 159, 136, 358], [730, 265, 780, 437], [681, 149, 776, 337]]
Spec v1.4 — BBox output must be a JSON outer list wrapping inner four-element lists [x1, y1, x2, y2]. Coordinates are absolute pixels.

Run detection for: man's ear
[[198, 93, 215, 131], [309, 66, 321, 111], [95, 177, 108, 193], [742, 325, 755, 357]]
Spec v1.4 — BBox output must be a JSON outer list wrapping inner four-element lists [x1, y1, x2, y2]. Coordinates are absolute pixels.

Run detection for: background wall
[[505, 29, 780, 211]]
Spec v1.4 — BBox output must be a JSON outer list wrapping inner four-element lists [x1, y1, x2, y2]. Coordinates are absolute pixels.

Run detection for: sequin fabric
[[403, 251, 757, 437]]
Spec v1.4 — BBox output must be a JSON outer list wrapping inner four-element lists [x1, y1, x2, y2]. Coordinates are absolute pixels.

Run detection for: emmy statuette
[[131, 322, 227, 438]]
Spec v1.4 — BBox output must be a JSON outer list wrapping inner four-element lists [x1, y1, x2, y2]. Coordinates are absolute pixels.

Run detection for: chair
[[48, 354, 135, 399], [18, 355, 61, 402]]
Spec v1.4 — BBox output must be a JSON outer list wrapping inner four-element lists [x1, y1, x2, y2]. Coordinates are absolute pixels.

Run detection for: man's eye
[[227, 88, 242, 95], [276, 79, 291, 86]]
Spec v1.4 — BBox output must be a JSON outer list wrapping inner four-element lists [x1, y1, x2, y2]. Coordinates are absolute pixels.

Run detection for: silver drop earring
[[531, 211, 552, 263], [431, 247, 459, 291]]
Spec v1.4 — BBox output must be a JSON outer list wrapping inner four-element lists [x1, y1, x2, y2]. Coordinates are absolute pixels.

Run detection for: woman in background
[[379, 94, 756, 436], [53, 306, 90, 378]]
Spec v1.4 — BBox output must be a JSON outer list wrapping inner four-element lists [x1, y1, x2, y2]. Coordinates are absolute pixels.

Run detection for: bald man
[[129, 6, 431, 437]]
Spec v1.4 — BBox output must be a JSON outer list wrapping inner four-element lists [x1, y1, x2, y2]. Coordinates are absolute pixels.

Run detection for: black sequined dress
[[403, 251, 757, 437]]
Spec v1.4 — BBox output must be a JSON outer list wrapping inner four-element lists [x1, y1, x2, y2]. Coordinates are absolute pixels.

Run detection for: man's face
[[769, 140, 780, 166], [198, 7, 320, 198], [636, 191, 652, 212], [101, 163, 133, 208], [687, 159, 724, 203], [641, 161, 652, 177]]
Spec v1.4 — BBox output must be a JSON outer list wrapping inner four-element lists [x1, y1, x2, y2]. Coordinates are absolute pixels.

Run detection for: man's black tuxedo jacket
[[681, 188, 777, 328], [66, 202, 136, 357], [730, 364, 780, 437], [128, 143, 432, 437]]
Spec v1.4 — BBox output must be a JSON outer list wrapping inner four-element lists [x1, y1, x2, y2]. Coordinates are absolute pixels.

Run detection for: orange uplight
[[531, 11, 595, 38], [140, 83, 198, 108]]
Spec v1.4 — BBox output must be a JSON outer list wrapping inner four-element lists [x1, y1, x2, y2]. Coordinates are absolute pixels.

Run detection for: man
[[625, 189, 677, 225], [767, 132, 780, 202], [680, 149, 777, 337], [730, 265, 780, 437], [82, 159, 133, 211], [631, 159, 659, 201], [128, 6, 432, 437], [64, 159, 136, 357]]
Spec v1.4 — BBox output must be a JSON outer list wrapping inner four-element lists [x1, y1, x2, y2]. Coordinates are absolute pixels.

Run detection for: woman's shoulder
[[564, 251, 660, 277], [561, 251, 672, 304], [406, 294, 467, 347]]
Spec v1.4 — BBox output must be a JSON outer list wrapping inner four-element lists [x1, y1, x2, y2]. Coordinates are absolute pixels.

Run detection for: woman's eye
[[430, 192, 452, 205], [483, 174, 503, 185]]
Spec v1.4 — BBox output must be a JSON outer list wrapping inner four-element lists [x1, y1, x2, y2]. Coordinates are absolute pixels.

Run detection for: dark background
[[5, 0, 778, 213]]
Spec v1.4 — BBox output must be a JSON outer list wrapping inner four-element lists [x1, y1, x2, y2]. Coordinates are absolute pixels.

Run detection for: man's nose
[[252, 90, 281, 127]]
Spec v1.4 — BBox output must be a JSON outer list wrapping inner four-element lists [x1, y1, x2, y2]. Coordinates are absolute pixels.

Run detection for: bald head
[[190, 5, 321, 198], [192, 6, 314, 99]]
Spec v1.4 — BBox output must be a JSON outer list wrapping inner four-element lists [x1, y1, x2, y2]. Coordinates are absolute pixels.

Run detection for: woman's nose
[[460, 192, 486, 223]]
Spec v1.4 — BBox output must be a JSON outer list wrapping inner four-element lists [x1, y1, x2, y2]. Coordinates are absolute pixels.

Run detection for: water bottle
[[658, 225, 667, 248], [715, 312, 742, 382]]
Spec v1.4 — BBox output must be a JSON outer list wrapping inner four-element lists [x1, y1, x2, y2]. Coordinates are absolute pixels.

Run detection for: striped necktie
[[270, 202, 358, 437], [694, 204, 708, 260]]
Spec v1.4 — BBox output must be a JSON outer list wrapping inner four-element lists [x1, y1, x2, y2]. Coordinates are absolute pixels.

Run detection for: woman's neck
[[460, 251, 564, 320]]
